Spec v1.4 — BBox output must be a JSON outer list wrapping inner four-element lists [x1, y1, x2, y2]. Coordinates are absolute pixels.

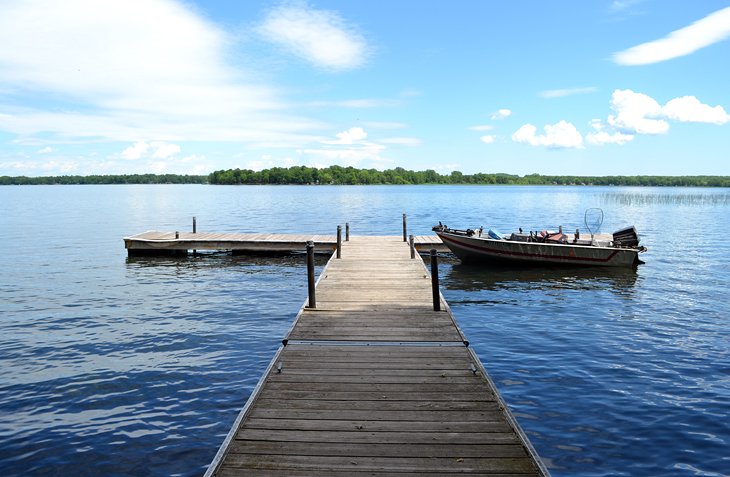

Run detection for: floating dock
[[123, 230, 447, 255], [204, 236, 548, 476]]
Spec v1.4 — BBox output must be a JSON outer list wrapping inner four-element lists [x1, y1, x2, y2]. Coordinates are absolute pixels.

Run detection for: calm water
[[0, 185, 728, 476]]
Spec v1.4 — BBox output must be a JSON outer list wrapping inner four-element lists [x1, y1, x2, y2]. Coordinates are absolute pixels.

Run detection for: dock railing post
[[306, 241, 316, 308], [336, 225, 342, 259], [345, 222, 350, 241], [409, 234, 415, 259], [430, 249, 440, 311], [402, 213, 407, 242], [192, 217, 197, 255]]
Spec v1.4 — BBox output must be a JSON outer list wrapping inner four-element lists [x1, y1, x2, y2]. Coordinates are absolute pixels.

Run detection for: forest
[[2, 167, 729, 187], [0, 174, 208, 185], [207, 166, 730, 187]]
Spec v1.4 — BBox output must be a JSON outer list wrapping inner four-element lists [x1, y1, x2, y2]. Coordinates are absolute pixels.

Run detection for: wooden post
[[336, 225, 342, 259], [306, 241, 316, 308], [402, 213, 407, 242], [409, 234, 415, 259], [345, 222, 350, 241], [192, 217, 197, 254], [430, 249, 440, 311]]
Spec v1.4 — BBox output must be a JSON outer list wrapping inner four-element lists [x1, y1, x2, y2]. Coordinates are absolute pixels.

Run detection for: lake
[[1, 184, 728, 476]]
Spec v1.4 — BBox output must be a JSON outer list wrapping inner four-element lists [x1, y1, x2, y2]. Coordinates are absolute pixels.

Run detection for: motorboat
[[433, 214, 646, 267]]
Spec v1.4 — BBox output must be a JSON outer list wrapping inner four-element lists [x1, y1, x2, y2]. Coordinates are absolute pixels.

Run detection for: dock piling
[[430, 249, 440, 311], [336, 225, 342, 259], [192, 218, 197, 254], [409, 234, 415, 259], [402, 213, 407, 242], [306, 241, 316, 308], [345, 222, 350, 241]]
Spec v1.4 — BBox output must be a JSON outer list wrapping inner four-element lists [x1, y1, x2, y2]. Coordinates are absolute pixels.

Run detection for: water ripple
[[2, 185, 729, 477]]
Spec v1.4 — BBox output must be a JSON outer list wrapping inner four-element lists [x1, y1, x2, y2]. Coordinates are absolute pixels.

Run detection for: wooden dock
[[204, 236, 548, 476], [123, 230, 447, 255]]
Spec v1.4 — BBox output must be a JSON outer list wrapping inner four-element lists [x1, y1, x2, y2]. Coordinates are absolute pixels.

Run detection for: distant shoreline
[[2, 167, 729, 187]]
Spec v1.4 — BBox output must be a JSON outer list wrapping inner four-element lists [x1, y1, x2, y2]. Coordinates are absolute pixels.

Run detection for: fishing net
[[584, 208, 604, 239]]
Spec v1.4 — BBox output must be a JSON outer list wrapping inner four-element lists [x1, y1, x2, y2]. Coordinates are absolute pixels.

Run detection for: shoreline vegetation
[[2, 166, 729, 186]]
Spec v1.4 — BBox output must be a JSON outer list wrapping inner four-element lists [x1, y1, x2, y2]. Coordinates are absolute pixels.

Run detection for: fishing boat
[[433, 210, 647, 267]]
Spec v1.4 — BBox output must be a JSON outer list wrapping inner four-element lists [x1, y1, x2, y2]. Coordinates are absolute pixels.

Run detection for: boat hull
[[437, 232, 641, 267]]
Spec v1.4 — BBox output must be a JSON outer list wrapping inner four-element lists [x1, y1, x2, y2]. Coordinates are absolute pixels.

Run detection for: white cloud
[[539, 87, 597, 98], [304, 127, 385, 166], [606, 89, 669, 135], [121, 141, 150, 160], [0, 0, 321, 147], [37, 146, 53, 154], [662, 96, 729, 124], [1, 147, 211, 175], [491, 109, 512, 120], [257, 2, 368, 71], [585, 119, 634, 146], [586, 129, 635, 145], [510, 90, 728, 150], [303, 143, 385, 166], [512, 121, 583, 149], [480, 135, 497, 144], [469, 125, 494, 131], [119, 141, 181, 160], [151, 142, 181, 159], [323, 127, 368, 145], [613, 6, 730, 65], [583, 90, 728, 145], [586, 131, 634, 145], [0, 159, 78, 173]]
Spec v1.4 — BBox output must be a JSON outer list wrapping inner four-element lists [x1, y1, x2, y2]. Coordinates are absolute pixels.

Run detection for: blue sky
[[1, 0, 729, 177]]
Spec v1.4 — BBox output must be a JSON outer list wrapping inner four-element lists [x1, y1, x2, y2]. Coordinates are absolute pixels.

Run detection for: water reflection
[[125, 252, 328, 270], [443, 262, 639, 295]]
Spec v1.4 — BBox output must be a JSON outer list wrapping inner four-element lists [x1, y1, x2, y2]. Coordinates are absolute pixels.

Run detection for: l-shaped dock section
[[124, 231, 447, 255], [204, 236, 549, 476]]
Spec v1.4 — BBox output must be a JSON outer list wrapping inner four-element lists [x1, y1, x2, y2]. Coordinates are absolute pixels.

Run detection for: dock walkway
[[205, 236, 548, 476], [124, 231, 445, 255]]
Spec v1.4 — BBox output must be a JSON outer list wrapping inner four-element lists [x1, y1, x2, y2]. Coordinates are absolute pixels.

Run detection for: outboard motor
[[612, 226, 640, 247]]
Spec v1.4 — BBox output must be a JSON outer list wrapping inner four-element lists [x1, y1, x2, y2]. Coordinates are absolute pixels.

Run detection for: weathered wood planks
[[205, 236, 548, 476], [123, 231, 338, 255], [123, 231, 448, 255]]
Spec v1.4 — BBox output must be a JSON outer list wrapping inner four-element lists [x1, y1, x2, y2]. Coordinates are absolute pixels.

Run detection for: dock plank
[[124, 231, 448, 255], [204, 236, 548, 477]]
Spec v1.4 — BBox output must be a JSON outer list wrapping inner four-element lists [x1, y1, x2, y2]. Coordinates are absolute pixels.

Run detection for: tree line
[[0, 174, 208, 185], [208, 166, 730, 187], [2, 167, 729, 187]]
